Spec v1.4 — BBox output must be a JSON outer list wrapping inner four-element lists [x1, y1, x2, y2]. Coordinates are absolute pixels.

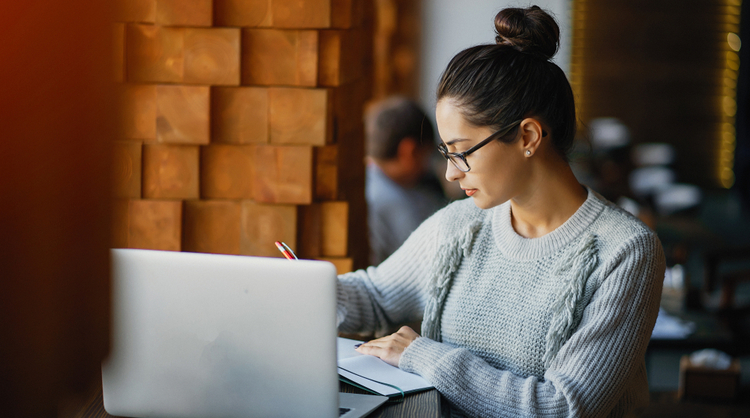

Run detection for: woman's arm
[[336, 208, 442, 336], [398, 232, 665, 417]]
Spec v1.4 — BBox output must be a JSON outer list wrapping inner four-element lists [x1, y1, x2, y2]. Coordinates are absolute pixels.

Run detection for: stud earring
[[525, 150, 531, 156]]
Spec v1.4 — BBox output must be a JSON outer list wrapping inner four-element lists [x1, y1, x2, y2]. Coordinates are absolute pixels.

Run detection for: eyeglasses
[[437, 120, 523, 172]]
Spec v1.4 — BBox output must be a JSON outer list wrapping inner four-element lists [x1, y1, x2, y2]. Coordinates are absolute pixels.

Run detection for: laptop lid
[[103, 249, 341, 418]]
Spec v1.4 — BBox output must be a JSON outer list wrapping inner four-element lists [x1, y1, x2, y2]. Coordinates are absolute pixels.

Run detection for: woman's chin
[[470, 196, 492, 210], [471, 194, 507, 210]]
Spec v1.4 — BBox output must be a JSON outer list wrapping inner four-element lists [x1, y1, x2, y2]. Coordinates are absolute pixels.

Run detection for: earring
[[525, 150, 531, 156]]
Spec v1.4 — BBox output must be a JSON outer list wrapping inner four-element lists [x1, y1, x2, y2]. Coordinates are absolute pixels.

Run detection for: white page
[[337, 337, 365, 360], [336, 337, 433, 396]]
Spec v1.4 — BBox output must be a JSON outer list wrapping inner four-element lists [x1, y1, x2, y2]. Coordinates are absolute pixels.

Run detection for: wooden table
[[75, 381, 441, 418]]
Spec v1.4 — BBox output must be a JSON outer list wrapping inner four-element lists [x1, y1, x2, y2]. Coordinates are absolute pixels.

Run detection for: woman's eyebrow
[[445, 138, 470, 146]]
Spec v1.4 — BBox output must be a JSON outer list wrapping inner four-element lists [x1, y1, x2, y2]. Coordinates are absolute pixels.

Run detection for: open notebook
[[337, 337, 434, 397]]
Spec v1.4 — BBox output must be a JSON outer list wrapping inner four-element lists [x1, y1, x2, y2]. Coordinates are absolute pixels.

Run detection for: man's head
[[365, 97, 435, 187]]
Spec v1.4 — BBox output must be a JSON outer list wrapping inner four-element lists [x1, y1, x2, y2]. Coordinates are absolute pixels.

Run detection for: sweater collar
[[490, 187, 605, 261]]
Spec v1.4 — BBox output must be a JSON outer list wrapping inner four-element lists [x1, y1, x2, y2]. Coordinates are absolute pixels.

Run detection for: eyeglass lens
[[438, 144, 470, 172]]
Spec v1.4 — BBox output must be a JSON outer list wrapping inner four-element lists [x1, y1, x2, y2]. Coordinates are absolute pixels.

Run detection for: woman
[[337, 6, 664, 417]]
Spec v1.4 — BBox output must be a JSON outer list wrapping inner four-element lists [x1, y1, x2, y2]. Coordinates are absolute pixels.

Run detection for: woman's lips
[[463, 188, 477, 197]]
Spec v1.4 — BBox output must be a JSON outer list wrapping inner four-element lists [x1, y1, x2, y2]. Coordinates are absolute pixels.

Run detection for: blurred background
[[1, 0, 748, 416]]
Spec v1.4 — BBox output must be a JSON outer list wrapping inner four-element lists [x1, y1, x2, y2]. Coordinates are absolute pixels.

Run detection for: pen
[[274, 241, 298, 260]]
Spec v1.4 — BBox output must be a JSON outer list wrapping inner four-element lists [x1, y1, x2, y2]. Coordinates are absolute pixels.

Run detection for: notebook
[[103, 249, 388, 418], [337, 337, 433, 397]]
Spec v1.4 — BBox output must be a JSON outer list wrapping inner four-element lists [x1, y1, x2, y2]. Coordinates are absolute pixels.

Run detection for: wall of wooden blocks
[[113, 0, 373, 273]]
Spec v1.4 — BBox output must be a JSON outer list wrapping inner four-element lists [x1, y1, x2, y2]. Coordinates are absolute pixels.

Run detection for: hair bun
[[494, 5, 559, 60]]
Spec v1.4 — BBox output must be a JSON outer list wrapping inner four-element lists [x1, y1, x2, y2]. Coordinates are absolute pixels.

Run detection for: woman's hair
[[437, 5, 576, 159]]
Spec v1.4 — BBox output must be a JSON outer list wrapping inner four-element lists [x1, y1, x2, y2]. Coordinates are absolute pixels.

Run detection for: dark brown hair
[[437, 5, 576, 159], [365, 96, 435, 160]]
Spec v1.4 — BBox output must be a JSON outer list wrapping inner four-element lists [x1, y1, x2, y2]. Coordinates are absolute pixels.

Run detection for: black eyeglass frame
[[437, 120, 524, 173]]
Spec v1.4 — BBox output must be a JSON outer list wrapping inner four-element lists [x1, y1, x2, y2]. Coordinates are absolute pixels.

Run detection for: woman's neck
[[509, 157, 588, 239]]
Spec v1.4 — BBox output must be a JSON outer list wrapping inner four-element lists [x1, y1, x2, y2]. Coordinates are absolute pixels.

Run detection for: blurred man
[[365, 97, 447, 265]]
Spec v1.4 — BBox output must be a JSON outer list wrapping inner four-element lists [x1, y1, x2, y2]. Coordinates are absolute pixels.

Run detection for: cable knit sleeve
[[336, 205, 443, 336], [398, 231, 665, 418]]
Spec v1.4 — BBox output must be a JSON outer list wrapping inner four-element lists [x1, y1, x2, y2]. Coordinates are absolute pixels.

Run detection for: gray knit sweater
[[337, 188, 665, 417]]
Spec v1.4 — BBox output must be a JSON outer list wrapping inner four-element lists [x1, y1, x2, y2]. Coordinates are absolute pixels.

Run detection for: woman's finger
[[355, 342, 401, 366]]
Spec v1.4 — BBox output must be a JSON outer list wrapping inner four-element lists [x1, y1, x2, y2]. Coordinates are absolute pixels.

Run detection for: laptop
[[103, 249, 388, 418]]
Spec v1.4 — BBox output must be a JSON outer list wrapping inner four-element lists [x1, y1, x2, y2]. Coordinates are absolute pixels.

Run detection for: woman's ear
[[519, 118, 545, 157]]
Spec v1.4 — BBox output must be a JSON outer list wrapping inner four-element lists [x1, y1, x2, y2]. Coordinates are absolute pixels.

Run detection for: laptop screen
[[103, 249, 340, 418]]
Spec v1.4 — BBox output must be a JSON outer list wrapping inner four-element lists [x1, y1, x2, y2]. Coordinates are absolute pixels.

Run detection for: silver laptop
[[103, 249, 387, 418]]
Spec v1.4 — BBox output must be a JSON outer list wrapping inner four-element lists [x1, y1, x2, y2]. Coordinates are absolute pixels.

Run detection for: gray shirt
[[337, 187, 665, 417], [366, 163, 446, 265]]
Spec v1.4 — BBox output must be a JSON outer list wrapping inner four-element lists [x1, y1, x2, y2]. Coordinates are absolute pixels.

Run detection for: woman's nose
[[445, 161, 464, 182]]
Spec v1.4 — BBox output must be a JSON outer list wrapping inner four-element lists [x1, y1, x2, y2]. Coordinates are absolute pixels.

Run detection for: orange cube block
[[270, 0, 355, 28], [156, 85, 210, 144], [296, 201, 349, 258], [318, 29, 365, 86], [269, 87, 331, 145], [156, 0, 213, 27], [314, 145, 338, 201], [184, 28, 241, 85], [183, 200, 242, 255], [320, 201, 348, 256], [253, 145, 313, 204], [240, 201, 297, 257], [241, 29, 318, 86], [126, 24, 184, 83], [142, 144, 200, 199], [316, 257, 353, 274], [214, 0, 271, 27], [119, 84, 156, 140], [112, 140, 142, 198], [112, 199, 182, 251], [211, 86, 269, 144], [331, 0, 357, 28], [200, 144, 254, 199], [271, 0, 332, 28]]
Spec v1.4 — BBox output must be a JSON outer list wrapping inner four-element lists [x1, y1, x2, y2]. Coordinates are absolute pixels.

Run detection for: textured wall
[[112, 0, 373, 271]]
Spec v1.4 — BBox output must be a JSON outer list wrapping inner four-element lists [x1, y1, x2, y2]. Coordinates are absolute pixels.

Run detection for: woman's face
[[435, 99, 529, 209]]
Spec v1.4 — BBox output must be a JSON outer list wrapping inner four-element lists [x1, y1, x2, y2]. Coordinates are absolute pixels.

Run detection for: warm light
[[728, 33, 742, 51], [723, 96, 737, 116], [726, 57, 740, 72], [717, 1, 741, 189], [720, 175, 735, 189]]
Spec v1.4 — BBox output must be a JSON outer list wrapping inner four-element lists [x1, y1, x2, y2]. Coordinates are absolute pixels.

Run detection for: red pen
[[274, 241, 297, 260]]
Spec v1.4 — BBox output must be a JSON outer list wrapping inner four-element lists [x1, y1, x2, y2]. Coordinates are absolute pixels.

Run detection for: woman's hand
[[355, 326, 420, 367]]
